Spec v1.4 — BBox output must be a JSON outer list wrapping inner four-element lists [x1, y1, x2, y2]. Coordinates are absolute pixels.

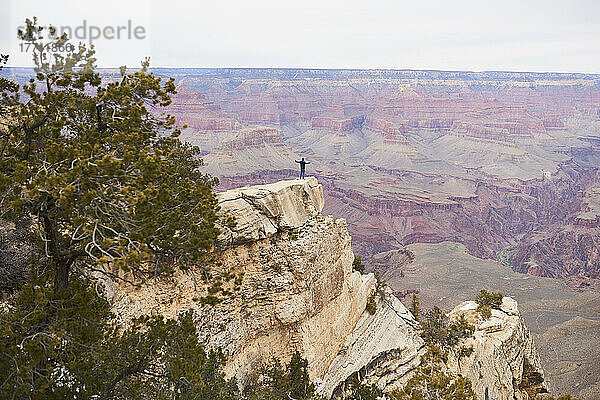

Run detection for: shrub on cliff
[[0, 18, 221, 294], [345, 377, 383, 400], [390, 346, 476, 400], [396, 302, 477, 400], [366, 292, 377, 315], [409, 293, 420, 320], [365, 272, 388, 315], [0, 274, 239, 399], [475, 289, 504, 320], [419, 306, 474, 354], [244, 351, 325, 400], [353, 255, 366, 274]]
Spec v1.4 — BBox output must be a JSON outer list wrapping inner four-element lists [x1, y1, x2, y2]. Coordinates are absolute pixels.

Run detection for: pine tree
[[346, 377, 383, 400], [0, 17, 234, 399], [0, 18, 221, 293], [475, 289, 503, 320], [0, 276, 239, 399], [409, 293, 420, 320], [244, 351, 323, 400]]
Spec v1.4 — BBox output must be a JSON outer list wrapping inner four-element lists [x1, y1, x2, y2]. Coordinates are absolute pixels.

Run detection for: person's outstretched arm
[[295, 160, 300, 163], [306, 161, 310, 164]]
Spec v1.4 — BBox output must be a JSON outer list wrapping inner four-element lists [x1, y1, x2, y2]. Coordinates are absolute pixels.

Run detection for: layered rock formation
[[201, 126, 302, 177], [215, 177, 324, 245], [318, 289, 423, 398], [311, 116, 365, 132], [167, 82, 241, 134], [109, 179, 545, 399], [377, 241, 600, 400]]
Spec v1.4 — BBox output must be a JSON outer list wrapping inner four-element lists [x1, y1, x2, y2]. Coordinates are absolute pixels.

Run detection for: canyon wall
[[140, 67, 600, 284], [511, 180, 600, 282]]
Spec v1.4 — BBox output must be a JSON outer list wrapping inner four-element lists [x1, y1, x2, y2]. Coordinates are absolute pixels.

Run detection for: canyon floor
[[374, 241, 600, 400]]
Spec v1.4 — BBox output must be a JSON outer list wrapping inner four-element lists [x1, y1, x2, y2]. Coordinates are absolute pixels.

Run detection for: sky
[[1, 0, 600, 73]]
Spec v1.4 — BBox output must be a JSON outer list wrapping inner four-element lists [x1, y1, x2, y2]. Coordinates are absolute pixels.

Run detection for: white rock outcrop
[[448, 297, 546, 400], [112, 178, 385, 389], [216, 177, 324, 246]]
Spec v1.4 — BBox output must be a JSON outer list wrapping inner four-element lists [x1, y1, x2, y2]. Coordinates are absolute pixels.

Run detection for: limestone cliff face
[[112, 178, 381, 389], [448, 298, 546, 400], [110, 178, 545, 399]]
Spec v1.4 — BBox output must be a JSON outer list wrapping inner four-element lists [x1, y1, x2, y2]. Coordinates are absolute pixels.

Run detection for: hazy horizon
[[3, 66, 600, 76], [1, 0, 600, 74]]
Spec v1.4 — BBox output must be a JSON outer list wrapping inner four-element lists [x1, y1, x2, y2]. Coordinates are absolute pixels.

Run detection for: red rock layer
[[512, 226, 600, 279], [215, 127, 286, 155], [364, 117, 410, 144], [167, 84, 240, 131], [311, 115, 365, 132]]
